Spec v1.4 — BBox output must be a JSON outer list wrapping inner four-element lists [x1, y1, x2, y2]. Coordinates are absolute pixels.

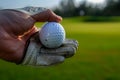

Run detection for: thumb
[[31, 9, 62, 22], [21, 26, 38, 41]]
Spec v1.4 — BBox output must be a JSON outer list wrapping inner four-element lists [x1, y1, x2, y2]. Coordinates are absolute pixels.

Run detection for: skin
[[0, 9, 62, 63]]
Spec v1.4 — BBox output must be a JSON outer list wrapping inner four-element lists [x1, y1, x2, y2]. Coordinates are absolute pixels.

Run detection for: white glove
[[16, 7, 47, 15], [21, 33, 78, 66]]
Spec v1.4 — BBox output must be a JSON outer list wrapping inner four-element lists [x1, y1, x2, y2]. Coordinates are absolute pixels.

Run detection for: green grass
[[0, 17, 120, 80]]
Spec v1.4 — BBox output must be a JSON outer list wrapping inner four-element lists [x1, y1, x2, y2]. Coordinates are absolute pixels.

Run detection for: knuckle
[[71, 40, 79, 50], [64, 47, 76, 58], [47, 9, 53, 14]]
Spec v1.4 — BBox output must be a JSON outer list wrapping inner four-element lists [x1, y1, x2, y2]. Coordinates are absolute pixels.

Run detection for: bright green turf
[[0, 17, 120, 80]]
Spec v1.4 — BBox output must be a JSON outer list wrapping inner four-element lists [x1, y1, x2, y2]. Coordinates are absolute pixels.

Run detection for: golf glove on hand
[[17, 7, 47, 15], [21, 33, 78, 66]]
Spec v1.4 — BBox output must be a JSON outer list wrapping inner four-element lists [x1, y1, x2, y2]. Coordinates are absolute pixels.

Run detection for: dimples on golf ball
[[39, 22, 65, 48]]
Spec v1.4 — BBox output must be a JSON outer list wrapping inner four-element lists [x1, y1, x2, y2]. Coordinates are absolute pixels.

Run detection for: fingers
[[63, 39, 79, 50], [40, 45, 76, 58], [40, 39, 78, 58], [37, 55, 65, 66], [31, 9, 62, 22], [27, 33, 78, 59], [47, 9, 62, 22]]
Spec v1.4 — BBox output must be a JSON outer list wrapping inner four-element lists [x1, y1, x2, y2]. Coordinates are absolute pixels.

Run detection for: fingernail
[[58, 16, 62, 22]]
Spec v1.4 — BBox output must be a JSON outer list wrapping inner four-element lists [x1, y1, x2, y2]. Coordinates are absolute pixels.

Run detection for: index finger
[[31, 9, 62, 22]]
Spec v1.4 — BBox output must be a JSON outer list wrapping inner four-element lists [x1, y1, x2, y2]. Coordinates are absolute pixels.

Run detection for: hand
[[22, 33, 78, 66], [0, 8, 78, 66], [0, 8, 62, 63]]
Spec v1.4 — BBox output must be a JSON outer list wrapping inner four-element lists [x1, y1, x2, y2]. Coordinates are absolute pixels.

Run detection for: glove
[[16, 7, 47, 15], [21, 33, 78, 66]]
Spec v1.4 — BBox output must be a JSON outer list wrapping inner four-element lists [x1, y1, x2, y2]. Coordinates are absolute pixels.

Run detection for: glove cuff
[[18, 32, 41, 65], [17, 38, 30, 64], [22, 38, 41, 65]]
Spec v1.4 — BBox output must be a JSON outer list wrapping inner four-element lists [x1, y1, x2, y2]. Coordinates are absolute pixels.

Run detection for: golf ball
[[39, 22, 65, 48]]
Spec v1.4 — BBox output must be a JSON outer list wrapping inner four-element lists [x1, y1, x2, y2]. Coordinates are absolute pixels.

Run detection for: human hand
[[0, 8, 78, 66], [0, 8, 62, 63]]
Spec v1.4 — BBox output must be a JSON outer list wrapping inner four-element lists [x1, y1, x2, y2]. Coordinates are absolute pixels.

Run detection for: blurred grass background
[[0, 17, 120, 80]]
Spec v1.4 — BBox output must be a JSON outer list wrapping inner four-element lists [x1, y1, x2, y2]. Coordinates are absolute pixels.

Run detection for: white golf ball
[[39, 22, 66, 48]]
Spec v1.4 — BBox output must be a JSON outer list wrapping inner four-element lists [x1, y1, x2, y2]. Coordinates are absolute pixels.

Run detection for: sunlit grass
[[0, 17, 120, 80]]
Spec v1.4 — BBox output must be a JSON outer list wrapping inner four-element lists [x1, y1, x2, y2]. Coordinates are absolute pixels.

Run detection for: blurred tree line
[[54, 0, 120, 17]]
